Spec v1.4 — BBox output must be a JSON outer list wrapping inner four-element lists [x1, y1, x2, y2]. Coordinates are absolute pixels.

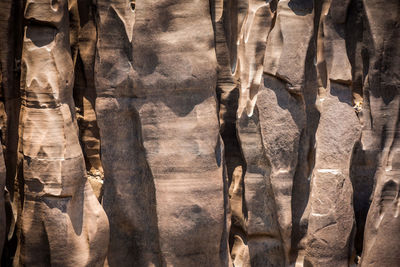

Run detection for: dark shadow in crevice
[[288, 0, 313, 16], [25, 23, 57, 47], [349, 140, 376, 257], [290, 0, 321, 261]]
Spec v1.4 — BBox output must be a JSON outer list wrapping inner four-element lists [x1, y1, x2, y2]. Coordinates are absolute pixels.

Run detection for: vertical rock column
[[74, 0, 104, 199], [16, 0, 109, 265], [304, 1, 361, 265], [235, 1, 290, 266], [212, 0, 248, 265], [249, 0, 313, 264], [0, 0, 14, 257], [95, 0, 226, 266], [0, 2, 24, 260], [95, 1, 162, 265], [360, 0, 400, 265], [211, 1, 236, 266], [346, 0, 373, 258]]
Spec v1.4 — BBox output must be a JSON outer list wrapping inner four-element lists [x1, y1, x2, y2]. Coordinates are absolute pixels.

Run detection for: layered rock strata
[[13, 0, 109, 265], [0, 0, 398, 266]]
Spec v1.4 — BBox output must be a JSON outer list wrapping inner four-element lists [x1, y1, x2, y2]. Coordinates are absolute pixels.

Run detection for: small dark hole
[[130, 2, 135, 11]]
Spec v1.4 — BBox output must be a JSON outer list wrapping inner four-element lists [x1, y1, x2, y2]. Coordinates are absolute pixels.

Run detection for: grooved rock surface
[[0, 0, 399, 266]]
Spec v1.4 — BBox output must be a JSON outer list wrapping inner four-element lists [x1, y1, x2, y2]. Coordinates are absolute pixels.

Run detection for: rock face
[[358, 0, 400, 266], [12, 0, 109, 266], [95, 0, 224, 266], [0, 0, 399, 266], [303, 1, 361, 265]]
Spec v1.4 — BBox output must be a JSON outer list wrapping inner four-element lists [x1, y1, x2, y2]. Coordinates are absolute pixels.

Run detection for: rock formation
[[0, 0, 399, 266], [14, 0, 109, 265]]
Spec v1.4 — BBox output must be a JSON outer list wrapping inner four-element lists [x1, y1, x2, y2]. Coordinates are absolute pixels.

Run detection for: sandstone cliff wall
[[0, 0, 399, 266]]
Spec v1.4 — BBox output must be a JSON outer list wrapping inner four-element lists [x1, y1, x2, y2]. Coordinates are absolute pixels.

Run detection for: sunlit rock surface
[[0, 0, 399, 266]]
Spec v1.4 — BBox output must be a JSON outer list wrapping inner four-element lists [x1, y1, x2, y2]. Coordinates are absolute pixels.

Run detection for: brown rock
[[95, 0, 226, 265], [14, 0, 109, 265], [359, 0, 400, 265], [304, 1, 361, 265], [0, 0, 398, 266]]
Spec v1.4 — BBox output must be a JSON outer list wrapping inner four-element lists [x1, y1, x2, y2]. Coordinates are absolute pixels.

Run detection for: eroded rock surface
[[13, 0, 109, 265], [0, 0, 399, 266]]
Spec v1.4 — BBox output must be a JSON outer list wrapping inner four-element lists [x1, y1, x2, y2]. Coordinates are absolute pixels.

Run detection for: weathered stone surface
[[95, 0, 225, 266], [303, 1, 361, 265], [359, 0, 400, 266], [74, 0, 104, 199], [13, 0, 109, 265], [0, 0, 398, 266], [0, 1, 24, 264], [304, 83, 360, 266]]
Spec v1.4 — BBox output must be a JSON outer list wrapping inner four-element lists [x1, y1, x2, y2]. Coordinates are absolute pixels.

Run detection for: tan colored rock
[[74, 0, 104, 200], [235, 2, 288, 266], [95, 0, 226, 266], [359, 0, 400, 265], [0, 0, 399, 266], [304, 1, 361, 265], [212, 1, 244, 266], [241, 1, 311, 264], [304, 83, 360, 266], [263, 0, 314, 94], [14, 0, 109, 265]]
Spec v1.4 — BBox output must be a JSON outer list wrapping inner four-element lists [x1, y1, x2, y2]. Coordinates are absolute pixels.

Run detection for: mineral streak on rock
[[0, 0, 399, 266]]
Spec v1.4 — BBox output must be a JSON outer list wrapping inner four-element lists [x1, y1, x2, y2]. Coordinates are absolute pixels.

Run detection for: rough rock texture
[[0, 0, 399, 266], [13, 0, 109, 265], [303, 1, 361, 266], [95, 1, 225, 266], [358, 0, 400, 266]]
